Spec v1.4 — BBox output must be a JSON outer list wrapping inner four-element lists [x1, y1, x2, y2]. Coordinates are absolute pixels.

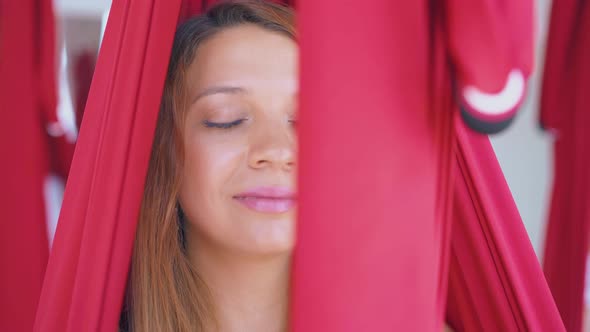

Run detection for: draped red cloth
[[34, 0, 563, 331], [0, 0, 72, 330], [74, 51, 97, 130], [447, 121, 563, 331], [541, 1, 590, 331]]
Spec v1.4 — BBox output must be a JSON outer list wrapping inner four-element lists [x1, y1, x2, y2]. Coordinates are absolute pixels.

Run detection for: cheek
[[179, 134, 246, 220]]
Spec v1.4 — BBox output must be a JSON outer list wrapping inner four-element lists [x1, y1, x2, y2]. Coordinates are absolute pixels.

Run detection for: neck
[[188, 238, 291, 332]]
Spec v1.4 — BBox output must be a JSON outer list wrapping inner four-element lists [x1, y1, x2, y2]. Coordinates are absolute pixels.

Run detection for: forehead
[[187, 24, 298, 95]]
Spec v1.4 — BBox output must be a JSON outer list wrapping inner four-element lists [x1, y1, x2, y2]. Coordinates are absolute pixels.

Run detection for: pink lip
[[233, 187, 297, 213]]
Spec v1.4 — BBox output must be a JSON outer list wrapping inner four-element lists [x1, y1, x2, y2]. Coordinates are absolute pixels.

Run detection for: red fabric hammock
[[446, 121, 563, 331], [34, 0, 563, 331], [74, 51, 97, 130], [541, 1, 590, 331], [0, 0, 74, 330]]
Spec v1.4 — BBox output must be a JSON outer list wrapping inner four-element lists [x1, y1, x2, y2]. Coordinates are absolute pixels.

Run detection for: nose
[[248, 121, 296, 172]]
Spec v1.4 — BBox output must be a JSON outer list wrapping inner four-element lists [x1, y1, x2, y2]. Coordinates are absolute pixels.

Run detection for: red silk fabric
[[447, 120, 563, 331], [74, 51, 97, 130], [34, 0, 562, 331], [0, 0, 68, 330], [541, 1, 590, 331], [0, 0, 63, 331]]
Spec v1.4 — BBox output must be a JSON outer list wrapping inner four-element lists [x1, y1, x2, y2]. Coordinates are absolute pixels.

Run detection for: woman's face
[[179, 24, 298, 257]]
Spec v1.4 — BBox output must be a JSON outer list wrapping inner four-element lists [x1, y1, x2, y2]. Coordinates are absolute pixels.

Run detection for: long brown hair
[[125, 1, 295, 331]]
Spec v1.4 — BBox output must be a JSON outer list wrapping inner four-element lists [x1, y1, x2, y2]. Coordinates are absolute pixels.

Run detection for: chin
[[225, 239, 293, 259], [249, 233, 295, 257], [260, 236, 295, 255], [237, 216, 295, 256]]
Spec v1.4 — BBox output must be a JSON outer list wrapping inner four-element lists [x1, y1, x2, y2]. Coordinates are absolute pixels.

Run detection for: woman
[[123, 1, 457, 331], [123, 2, 296, 331]]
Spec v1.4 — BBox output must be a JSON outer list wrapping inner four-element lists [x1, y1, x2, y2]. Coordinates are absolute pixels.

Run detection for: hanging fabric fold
[[0, 0, 65, 330], [446, 119, 564, 331], [432, 1, 563, 330], [541, 1, 590, 331], [444, 0, 534, 134], [34, 1, 182, 330], [538, 0, 578, 133], [74, 52, 97, 130], [293, 1, 447, 330]]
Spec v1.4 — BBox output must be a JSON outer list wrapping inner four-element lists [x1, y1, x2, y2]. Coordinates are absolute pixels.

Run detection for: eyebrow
[[192, 86, 246, 104]]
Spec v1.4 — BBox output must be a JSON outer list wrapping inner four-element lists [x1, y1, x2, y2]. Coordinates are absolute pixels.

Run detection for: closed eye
[[203, 118, 247, 129]]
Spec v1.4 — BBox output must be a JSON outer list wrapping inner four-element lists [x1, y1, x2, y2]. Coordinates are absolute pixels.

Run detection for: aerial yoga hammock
[[0, 0, 74, 331], [541, 0, 590, 331], [34, 0, 564, 331]]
